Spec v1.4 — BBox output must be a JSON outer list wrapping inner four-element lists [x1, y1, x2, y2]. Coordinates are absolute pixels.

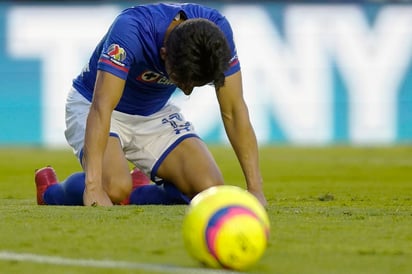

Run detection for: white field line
[[0, 251, 241, 274]]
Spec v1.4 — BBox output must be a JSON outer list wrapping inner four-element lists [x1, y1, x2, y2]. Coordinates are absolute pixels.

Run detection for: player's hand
[[248, 189, 268, 208], [83, 187, 113, 206]]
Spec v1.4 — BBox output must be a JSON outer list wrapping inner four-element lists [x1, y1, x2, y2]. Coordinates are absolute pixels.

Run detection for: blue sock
[[43, 172, 85, 205], [163, 182, 191, 204], [129, 182, 190, 205]]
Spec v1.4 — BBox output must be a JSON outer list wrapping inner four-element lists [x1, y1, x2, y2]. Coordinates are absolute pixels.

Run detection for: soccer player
[[35, 2, 267, 207]]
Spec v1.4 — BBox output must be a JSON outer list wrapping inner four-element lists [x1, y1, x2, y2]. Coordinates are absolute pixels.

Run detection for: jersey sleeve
[[97, 12, 143, 79], [216, 16, 241, 77]]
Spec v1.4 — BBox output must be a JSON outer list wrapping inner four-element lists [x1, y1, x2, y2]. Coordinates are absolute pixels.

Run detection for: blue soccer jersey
[[72, 3, 241, 116]]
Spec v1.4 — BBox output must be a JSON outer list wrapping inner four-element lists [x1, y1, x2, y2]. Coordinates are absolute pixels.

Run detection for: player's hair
[[165, 18, 231, 89]]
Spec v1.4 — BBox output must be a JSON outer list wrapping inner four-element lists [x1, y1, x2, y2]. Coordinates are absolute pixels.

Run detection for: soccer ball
[[182, 185, 270, 270]]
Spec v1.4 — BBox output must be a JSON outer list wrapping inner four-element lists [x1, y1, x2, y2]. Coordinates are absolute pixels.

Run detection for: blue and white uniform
[[65, 3, 240, 180]]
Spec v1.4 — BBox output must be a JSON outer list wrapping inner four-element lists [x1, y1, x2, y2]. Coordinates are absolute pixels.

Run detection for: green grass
[[0, 146, 411, 274]]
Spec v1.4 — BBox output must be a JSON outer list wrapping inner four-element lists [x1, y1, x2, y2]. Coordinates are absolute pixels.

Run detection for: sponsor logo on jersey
[[137, 70, 174, 85], [106, 43, 126, 66]]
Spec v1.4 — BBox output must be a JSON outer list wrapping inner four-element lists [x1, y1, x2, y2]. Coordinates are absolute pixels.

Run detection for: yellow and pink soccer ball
[[182, 185, 270, 270]]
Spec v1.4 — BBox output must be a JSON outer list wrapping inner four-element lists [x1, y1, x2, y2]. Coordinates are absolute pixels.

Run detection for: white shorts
[[64, 88, 199, 181]]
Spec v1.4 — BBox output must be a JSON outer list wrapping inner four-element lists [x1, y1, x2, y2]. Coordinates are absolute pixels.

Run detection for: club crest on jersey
[[137, 70, 174, 85], [106, 43, 126, 64]]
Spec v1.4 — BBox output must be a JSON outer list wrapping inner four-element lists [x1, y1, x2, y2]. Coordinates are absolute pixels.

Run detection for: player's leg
[[107, 104, 221, 205], [36, 87, 140, 205], [37, 136, 133, 205], [123, 104, 224, 204], [100, 136, 133, 204], [156, 136, 224, 198], [39, 170, 85, 205]]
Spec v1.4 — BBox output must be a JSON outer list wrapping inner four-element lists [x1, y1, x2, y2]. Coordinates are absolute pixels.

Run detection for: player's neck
[[163, 16, 185, 45]]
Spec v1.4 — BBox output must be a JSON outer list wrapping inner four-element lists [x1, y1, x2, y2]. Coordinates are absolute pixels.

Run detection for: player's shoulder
[[110, 4, 162, 34], [120, 3, 183, 19], [181, 3, 224, 19], [116, 3, 225, 23]]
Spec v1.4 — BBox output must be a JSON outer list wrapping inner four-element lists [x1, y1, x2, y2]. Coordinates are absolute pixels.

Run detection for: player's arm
[[82, 70, 126, 206], [216, 70, 267, 206]]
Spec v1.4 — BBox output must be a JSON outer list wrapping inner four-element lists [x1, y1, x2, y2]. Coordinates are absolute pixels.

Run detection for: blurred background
[[1, 0, 411, 147]]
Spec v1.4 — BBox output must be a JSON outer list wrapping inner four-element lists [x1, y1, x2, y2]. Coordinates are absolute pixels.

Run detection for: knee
[[104, 176, 132, 203], [186, 172, 225, 198]]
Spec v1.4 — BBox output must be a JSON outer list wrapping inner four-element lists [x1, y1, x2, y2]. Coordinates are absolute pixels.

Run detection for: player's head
[[163, 18, 231, 95]]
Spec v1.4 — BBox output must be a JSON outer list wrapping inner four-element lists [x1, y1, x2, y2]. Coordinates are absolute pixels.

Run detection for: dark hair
[[165, 18, 231, 89]]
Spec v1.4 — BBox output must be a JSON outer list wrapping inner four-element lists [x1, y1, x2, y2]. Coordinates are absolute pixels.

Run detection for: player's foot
[[35, 166, 58, 205], [120, 168, 151, 205]]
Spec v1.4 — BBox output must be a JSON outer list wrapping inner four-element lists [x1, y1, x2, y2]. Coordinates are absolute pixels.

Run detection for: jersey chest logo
[[136, 70, 174, 86]]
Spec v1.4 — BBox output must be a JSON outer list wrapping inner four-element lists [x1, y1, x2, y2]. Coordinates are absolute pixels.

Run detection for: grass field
[[0, 145, 411, 274]]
